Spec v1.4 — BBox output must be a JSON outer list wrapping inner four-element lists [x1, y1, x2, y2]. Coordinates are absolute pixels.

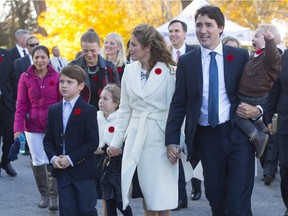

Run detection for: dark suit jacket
[[185, 44, 198, 53], [165, 45, 249, 158], [14, 55, 31, 79], [9, 46, 21, 63], [44, 96, 99, 180], [265, 49, 288, 135], [0, 48, 17, 112]]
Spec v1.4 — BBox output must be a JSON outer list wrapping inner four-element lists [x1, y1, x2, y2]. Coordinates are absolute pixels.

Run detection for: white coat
[[110, 61, 178, 211]]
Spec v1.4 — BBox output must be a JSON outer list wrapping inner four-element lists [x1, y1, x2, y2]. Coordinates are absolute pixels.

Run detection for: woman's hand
[[167, 144, 180, 165], [107, 146, 122, 157], [14, 132, 22, 140], [237, 102, 261, 119]]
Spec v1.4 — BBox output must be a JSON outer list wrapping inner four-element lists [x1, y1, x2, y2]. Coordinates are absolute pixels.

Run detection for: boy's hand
[[95, 147, 104, 155], [262, 25, 274, 40], [59, 155, 71, 169], [52, 156, 65, 169]]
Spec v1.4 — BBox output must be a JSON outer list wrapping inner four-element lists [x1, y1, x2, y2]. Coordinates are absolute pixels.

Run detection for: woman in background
[[101, 33, 127, 81]]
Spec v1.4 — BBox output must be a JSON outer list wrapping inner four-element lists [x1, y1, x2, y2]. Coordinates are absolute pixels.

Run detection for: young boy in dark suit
[[44, 65, 99, 216]]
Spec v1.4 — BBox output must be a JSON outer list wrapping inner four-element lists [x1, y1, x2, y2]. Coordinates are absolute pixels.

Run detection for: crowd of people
[[0, 4, 288, 216]]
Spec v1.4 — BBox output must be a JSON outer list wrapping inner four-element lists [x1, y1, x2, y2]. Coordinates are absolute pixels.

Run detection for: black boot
[[0, 162, 17, 176]]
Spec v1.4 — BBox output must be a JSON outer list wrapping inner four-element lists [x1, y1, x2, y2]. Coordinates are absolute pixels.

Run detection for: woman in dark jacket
[[69, 28, 120, 110]]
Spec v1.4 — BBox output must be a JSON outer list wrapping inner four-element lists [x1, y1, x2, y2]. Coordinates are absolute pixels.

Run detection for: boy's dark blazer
[[44, 96, 99, 180]]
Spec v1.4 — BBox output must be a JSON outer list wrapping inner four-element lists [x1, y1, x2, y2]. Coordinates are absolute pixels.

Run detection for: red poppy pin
[[49, 81, 55, 86], [155, 68, 162, 75], [108, 126, 115, 133], [226, 54, 234, 61], [74, 108, 81, 115], [0, 56, 3, 62], [93, 74, 99, 82]]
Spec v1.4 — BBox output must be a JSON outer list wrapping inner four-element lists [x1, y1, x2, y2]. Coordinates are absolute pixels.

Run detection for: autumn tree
[[210, 0, 288, 30], [36, 0, 182, 60]]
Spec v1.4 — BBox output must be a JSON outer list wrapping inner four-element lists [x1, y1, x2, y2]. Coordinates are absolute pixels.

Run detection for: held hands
[[52, 155, 71, 169], [14, 132, 22, 140], [167, 144, 181, 165], [95, 147, 105, 155], [107, 146, 122, 157], [237, 102, 261, 119], [262, 25, 274, 40]]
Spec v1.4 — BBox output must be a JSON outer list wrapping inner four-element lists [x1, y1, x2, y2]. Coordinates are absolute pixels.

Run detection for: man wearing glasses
[[14, 35, 40, 80]]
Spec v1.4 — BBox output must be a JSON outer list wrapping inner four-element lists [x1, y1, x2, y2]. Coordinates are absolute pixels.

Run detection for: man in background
[[9, 29, 31, 63], [50, 46, 68, 72], [0, 48, 18, 177]]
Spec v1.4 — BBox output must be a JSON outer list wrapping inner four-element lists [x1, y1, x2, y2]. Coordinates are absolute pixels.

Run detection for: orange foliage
[[36, 0, 181, 61]]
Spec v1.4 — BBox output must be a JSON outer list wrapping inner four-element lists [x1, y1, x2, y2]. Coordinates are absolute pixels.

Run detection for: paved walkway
[[0, 154, 285, 216]]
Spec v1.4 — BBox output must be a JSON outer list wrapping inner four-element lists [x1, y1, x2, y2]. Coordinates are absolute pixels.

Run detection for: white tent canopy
[[156, 0, 253, 46]]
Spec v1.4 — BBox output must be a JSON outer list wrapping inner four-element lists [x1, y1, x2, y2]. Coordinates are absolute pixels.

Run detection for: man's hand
[[237, 102, 261, 119], [167, 144, 180, 165]]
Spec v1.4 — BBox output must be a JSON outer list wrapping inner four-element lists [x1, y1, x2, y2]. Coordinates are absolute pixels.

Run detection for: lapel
[[190, 48, 203, 98], [129, 61, 144, 98], [222, 45, 232, 92], [24, 55, 31, 69], [65, 97, 84, 133], [143, 62, 170, 98], [54, 102, 63, 133]]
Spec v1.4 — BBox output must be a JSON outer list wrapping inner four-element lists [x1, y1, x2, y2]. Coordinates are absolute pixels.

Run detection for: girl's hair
[[132, 24, 176, 72], [103, 83, 121, 109], [31, 45, 50, 58], [100, 33, 127, 67], [258, 24, 282, 45], [80, 28, 100, 45], [60, 65, 86, 84]]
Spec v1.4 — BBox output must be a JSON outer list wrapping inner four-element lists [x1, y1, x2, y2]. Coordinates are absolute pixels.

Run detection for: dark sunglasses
[[28, 43, 39, 47]]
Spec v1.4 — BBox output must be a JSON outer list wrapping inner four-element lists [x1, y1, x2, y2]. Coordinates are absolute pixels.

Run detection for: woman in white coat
[[108, 24, 181, 216]]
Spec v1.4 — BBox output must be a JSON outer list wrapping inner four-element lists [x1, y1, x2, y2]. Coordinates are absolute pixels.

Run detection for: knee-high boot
[[32, 165, 49, 208], [46, 164, 59, 211]]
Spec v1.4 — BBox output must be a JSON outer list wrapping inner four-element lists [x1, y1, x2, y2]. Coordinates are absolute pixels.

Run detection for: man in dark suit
[[265, 49, 288, 216], [44, 65, 99, 216], [14, 35, 39, 79], [166, 5, 261, 215], [9, 29, 31, 63], [0, 48, 18, 176], [168, 19, 201, 210]]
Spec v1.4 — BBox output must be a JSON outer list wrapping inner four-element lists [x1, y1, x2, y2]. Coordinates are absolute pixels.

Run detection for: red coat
[[14, 64, 61, 133]]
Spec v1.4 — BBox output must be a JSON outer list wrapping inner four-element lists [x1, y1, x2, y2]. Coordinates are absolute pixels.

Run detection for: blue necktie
[[58, 58, 63, 71], [208, 52, 219, 128]]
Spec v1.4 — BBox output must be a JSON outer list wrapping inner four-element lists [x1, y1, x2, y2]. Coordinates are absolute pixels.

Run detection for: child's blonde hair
[[103, 83, 121, 109], [258, 24, 282, 45]]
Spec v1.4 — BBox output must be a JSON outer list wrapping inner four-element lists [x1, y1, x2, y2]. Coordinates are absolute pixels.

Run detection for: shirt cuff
[[251, 105, 263, 120], [67, 155, 74, 167]]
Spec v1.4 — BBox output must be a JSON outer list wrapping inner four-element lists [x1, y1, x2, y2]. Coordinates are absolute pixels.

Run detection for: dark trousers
[[260, 134, 279, 177], [278, 134, 288, 209], [0, 99, 15, 164], [190, 149, 202, 193], [197, 123, 254, 216], [57, 171, 98, 216], [178, 160, 187, 203], [235, 94, 266, 137]]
